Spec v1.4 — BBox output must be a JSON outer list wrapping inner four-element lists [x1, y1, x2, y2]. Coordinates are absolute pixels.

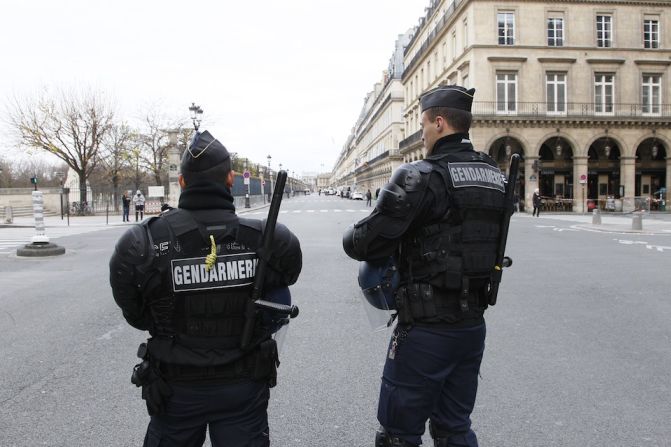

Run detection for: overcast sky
[[0, 0, 427, 175]]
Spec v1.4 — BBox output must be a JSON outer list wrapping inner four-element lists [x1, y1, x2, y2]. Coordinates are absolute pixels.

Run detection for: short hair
[[181, 158, 232, 186], [425, 107, 472, 133]]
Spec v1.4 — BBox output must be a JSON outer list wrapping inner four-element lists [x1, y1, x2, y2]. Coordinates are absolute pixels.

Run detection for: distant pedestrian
[[133, 190, 146, 221], [365, 189, 372, 207], [532, 188, 541, 217], [122, 193, 131, 222]]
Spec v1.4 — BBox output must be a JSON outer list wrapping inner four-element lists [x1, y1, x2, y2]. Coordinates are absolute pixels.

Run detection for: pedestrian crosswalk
[[0, 226, 113, 254], [0, 238, 31, 254], [244, 209, 371, 216]]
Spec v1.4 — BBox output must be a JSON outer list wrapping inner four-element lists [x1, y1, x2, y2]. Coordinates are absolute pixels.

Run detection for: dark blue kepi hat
[[420, 85, 475, 112], [181, 130, 230, 172]]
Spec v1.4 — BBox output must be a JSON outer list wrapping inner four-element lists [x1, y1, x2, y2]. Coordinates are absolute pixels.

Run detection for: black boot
[[375, 426, 418, 447]]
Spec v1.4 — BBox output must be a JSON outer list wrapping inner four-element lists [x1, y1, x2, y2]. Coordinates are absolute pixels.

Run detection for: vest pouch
[[252, 338, 279, 387], [405, 283, 439, 320], [462, 249, 497, 275], [441, 256, 463, 290], [394, 287, 414, 325]]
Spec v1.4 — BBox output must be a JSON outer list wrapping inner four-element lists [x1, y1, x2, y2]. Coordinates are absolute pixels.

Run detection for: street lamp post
[[188, 102, 203, 131], [244, 158, 251, 208], [266, 155, 273, 202]]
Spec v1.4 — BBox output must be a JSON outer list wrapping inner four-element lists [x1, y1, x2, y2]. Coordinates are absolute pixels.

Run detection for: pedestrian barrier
[[632, 214, 643, 230]]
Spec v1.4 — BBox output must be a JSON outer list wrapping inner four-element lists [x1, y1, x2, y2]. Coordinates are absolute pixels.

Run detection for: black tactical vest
[[140, 209, 277, 383], [397, 151, 507, 324]]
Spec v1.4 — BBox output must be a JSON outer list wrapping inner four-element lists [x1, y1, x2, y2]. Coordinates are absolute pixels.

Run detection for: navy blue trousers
[[377, 323, 486, 446], [143, 380, 270, 447]]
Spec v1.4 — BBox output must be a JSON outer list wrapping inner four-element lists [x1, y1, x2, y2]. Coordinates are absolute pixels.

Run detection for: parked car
[[351, 191, 364, 200]]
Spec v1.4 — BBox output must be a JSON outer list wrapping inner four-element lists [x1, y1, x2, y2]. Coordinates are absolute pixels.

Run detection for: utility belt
[[130, 338, 279, 416], [394, 281, 486, 326]]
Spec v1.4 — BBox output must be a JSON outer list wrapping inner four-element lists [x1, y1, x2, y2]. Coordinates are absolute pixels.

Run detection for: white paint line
[[97, 324, 124, 341]]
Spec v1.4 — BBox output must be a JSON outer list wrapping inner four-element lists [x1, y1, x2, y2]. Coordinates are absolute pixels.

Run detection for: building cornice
[[634, 59, 671, 66], [488, 56, 528, 63], [586, 58, 626, 64], [537, 58, 577, 64]]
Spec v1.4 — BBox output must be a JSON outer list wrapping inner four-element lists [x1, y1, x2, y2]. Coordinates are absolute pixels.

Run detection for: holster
[[252, 338, 279, 388], [130, 342, 173, 416]]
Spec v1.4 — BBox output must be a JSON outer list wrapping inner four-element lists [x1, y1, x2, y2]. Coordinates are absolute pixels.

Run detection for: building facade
[[398, 0, 670, 213], [330, 32, 412, 194]]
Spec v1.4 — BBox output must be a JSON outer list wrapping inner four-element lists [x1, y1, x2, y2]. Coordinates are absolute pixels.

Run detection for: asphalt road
[[0, 195, 670, 446]]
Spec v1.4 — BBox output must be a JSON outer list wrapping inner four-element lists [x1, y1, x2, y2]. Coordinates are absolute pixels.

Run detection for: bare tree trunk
[[79, 173, 87, 206], [112, 174, 119, 212]]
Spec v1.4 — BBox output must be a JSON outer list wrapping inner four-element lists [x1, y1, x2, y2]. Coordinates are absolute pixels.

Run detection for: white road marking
[[646, 244, 671, 252], [97, 324, 124, 340]]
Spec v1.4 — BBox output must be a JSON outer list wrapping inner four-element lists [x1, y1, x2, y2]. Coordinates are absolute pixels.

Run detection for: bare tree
[[99, 122, 134, 211], [137, 111, 185, 187], [6, 87, 114, 203]]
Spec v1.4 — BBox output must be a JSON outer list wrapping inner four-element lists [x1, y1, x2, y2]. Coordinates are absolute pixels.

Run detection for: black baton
[[240, 171, 298, 349], [489, 153, 520, 305]]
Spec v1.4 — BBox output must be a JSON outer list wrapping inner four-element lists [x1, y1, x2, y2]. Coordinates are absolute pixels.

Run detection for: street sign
[[243, 170, 250, 179], [262, 180, 266, 186], [579, 174, 587, 184]]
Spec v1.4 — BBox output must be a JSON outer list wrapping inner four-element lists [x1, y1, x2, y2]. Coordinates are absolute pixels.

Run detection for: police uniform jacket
[[344, 133, 507, 327], [109, 181, 302, 382]]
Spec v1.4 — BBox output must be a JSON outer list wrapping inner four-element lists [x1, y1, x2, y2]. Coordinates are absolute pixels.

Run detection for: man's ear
[[226, 171, 235, 188], [178, 174, 186, 189]]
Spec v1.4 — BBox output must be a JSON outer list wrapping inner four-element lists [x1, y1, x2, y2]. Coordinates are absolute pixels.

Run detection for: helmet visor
[[361, 286, 394, 332]]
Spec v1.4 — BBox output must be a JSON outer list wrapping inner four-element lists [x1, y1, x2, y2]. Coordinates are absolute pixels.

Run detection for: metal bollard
[[632, 214, 643, 230], [592, 208, 601, 225], [4, 206, 13, 224]]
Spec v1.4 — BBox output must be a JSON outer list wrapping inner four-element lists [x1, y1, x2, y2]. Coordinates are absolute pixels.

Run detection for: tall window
[[642, 74, 661, 115], [451, 31, 457, 60], [546, 73, 567, 114], [547, 17, 564, 46], [462, 74, 469, 89], [644, 19, 659, 49], [463, 18, 469, 48], [442, 42, 447, 64], [496, 72, 517, 113], [498, 12, 515, 45], [596, 15, 612, 47], [428, 61, 432, 83], [594, 73, 614, 114]]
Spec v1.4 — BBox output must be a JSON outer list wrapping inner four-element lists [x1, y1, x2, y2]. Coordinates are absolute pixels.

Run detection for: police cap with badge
[[420, 85, 475, 112], [181, 130, 231, 174]]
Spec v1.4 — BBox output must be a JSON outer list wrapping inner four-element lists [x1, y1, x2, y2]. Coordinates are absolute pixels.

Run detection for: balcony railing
[[403, 0, 463, 79], [399, 130, 423, 150], [471, 102, 671, 119]]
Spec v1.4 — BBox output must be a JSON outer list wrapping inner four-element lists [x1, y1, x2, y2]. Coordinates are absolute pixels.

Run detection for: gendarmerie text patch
[[171, 252, 258, 292]]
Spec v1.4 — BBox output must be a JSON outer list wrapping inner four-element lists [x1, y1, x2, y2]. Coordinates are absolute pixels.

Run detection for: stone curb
[[573, 224, 671, 235]]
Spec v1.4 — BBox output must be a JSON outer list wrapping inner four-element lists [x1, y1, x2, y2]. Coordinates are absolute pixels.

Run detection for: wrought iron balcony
[[399, 130, 423, 150], [471, 102, 671, 120]]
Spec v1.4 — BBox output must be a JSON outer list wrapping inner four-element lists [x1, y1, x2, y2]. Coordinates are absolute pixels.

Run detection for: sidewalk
[[519, 212, 671, 235], [0, 202, 271, 229]]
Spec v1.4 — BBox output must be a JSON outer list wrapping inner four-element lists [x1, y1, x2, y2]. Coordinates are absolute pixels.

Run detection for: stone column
[[167, 130, 181, 207], [666, 157, 671, 209], [620, 156, 636, 212], [573, 156, 588, 213], [525, 156, 538, 213]]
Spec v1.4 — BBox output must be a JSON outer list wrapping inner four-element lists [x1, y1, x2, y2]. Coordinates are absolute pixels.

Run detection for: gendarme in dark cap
[[420, 85, 475, 113], [181, 130, 230, 173]]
